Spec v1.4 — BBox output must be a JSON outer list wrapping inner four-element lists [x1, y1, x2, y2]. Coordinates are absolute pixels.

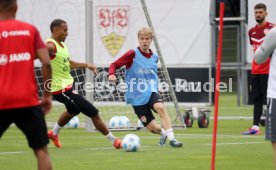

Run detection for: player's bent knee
[[90, 113, 102, 121], [154, 103, 166, 113], [147, 126, 156, 133]]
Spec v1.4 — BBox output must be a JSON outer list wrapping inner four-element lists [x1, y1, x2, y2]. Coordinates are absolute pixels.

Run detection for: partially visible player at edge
[[243, 3, 274, 135], [0, 0, 53, 169], [46, 19, 122, 149], [108, 27, 183, 148], [254, 27, 276, 170]]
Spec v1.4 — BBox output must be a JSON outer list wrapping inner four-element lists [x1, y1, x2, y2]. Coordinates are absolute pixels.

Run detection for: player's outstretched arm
[[108, 49, 136, 81], [255, 28, 276, 64], [69, 60, 97, 74], [36, 48, 52, 114]]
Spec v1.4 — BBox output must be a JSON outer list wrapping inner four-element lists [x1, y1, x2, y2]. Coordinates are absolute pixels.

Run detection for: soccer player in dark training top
[[0, 0, 53, 169], [243, 3, 274, 135]]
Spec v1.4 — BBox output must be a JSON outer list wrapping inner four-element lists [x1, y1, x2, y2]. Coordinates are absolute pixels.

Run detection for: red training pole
[[211, 2, 224, 170]]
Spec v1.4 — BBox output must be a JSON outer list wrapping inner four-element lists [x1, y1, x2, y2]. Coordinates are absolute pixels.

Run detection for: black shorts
[[132, 92, 163, 126], [250, 74, 268, 101], [53, 88, 99, 117], [0, 106, 49, 149]]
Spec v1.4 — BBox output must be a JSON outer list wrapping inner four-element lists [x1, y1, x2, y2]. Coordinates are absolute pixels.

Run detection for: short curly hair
[[0, 0, 17, 11], [254, 3, 267, 11], [50, 19, 67, 33]]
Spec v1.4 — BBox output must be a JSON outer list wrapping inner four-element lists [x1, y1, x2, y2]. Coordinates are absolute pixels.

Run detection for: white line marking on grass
[[205, 142, 265, 146], [0, 151, 25, 155], [176, 134, 264, 139], [189, 155, 231, 159], [86, 145, 151, 151], [47, 134, 263, 140], [87, 147, 114, 150], [210, 116, 252, 120]]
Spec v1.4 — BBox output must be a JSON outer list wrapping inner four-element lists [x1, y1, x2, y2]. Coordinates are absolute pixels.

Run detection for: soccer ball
[[119, 116, 130, 128], [122, 134, 141, 152], [65, 116, 79, 128], [109, 116, 120, 129]]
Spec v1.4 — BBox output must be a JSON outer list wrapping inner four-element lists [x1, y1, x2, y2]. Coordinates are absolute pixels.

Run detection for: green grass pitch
[[0, 94, 274, 170]]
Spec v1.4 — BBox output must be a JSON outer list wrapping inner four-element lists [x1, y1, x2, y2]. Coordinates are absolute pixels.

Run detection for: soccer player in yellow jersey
[[46, 19, 122, 149]]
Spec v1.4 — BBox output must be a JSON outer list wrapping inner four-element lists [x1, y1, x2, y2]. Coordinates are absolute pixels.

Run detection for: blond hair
[[137, 27, 153, 38]]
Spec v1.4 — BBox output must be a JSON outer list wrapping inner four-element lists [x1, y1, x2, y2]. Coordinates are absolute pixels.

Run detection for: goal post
[[85, 0, 95, 132], [140, 0, 182, 124]]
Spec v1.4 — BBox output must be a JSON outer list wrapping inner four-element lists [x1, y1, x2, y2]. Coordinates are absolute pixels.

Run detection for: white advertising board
[[16, 0, 210, 66]]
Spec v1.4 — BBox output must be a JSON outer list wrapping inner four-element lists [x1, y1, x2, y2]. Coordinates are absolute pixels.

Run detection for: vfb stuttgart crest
[[97, 6, 129, 57]]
